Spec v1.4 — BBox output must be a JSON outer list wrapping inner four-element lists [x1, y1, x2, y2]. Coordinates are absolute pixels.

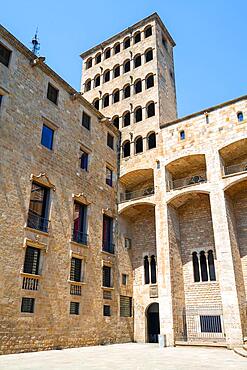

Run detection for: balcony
[[27, 211, 49, 233], [72, 228, 88, 245], [102, 243, 115, 254], [169, 174, 207, 191], [224, 162, 247, 176], [120, 186, 154, 203]]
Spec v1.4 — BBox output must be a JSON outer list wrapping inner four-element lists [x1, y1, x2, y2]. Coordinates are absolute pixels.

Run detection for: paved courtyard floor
[[0, 343, 246, 370]]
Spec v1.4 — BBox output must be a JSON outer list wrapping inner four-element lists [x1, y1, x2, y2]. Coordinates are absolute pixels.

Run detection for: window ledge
[[67, 280, 86, 286], [191, 281, 218, 285], [20, 272, 42, 279], [101, 286, 114, 290], [101, 250, 115, 257], [69, 240, 89, 249], [24, 226, 49, 237], [222, 171, 247, 179]]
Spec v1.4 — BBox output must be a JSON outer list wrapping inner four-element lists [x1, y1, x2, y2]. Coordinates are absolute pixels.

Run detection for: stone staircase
[[233, 344, 247, 358]]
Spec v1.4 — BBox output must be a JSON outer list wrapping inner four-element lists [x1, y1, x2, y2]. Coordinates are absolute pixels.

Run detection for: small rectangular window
[[21, 297, 35, 313], [200, 315, 222, 333], [80, 149, 89, 171], [103, 304, 111, 316], [70, 257, 82, 282], [70, 301, 80, 315], [122, 273, 128, 285], [0, 95, 3, 107], [82, 112, 91, 130], [72, 202, 88, 245], [47, 83, 58, 105], [0, 42, 11, 67], [180, 130, 185, 140], [107, 133, 114, 149], [102, 215, 114, 253], [41, 124, 54, 150], [102, 265, 112, 287], [106, 167, 113, 187], [23, 246, 40, 275], [120, 296, 132, 317]]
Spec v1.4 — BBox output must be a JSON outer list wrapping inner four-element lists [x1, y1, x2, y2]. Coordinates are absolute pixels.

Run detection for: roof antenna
[[31, 28, 40, 55]]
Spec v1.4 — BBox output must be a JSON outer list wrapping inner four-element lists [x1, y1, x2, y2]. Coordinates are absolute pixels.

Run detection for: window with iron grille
[[106, 167, 113, 187], [82, 111, 91, 130], [27, 182, 50, 233], [47, 83, 59, 105], [200, 315, 222, 333], [80, 149, 89, 171], [23, 246, 40, 275], [41, 124, 54, 150], [21, 297, 35, 313], [0, 42, 11, 67], [120, 296, 132, 317], [103, 304, 111, 316], [70, 301, 80, 315], [107, 133, 114, 150], [102, 265, 111, 287], [70, 257, 82, 282]]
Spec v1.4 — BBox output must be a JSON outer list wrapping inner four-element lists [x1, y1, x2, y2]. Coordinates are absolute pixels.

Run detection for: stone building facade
[[0, 12, 247, 354]]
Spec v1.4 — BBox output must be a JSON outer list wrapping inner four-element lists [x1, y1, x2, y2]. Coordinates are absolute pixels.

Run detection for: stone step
[[175, 341, 227, 348], [233, 347, 247, 358]]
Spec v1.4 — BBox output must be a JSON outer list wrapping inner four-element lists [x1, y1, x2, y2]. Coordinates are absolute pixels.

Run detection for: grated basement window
[[70, 301, 80, 315], [21, 297, 35, 313], [200, 315, 222, 333], [120, 296, 132, 317], [23, 246, 40, 275], [103, 304, 111, 316]]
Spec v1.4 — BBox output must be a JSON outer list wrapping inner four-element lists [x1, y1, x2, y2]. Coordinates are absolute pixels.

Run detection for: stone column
[[154, 161, 175, 346], [208, 150, 243, 347]]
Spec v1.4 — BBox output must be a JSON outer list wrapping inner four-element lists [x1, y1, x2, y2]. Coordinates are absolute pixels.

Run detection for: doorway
[[146, 303, 160, 343]]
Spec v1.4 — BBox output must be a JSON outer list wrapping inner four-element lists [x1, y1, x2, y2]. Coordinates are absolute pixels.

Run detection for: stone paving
[[0, 343, 246, 370]]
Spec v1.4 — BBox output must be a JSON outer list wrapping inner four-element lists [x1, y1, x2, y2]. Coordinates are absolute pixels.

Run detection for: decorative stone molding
[[23, 237, 48, 252], [102, 207, 116, 218], [30, 173, 56, 191], [72, 193, 91, 205]]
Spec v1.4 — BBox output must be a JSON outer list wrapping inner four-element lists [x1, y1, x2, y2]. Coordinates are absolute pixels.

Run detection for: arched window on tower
[[123, 59, 130, 73], [134, 79, 142, 94], [123, 111, 131, 127], [102, 94, 109, 108], [86, 57, 92, 69], [114, 42, 120, 54], [146, 102, 155, 118], [123, 37, 130, 49], [95, 52, 101, 64], [135, 136, 143, 154], [112, 116, 119, 129], [150, 255, 156, 284], [134, 31, 141, 44], [144, 256, 150, 284], [145, 48, 153, 63], [104, 48, 111, 59], [93, 98, 100, 110], [237, 111, 244, 122], [200, 251, 208, 282], [134, 54, 141, 68], [103, 70, 110, 83], [144, 25, 152, 38], [94, 74, 100, 87], [146, 74, 154, 89], [147, 132, 156, 149], [122, 140, 130, 158], [135, 107, 142, 122], [192, 250, 216, 283], [84, 79, 91, 92], [112, 89, 120, 104], [113, 65, 120, 78], [123, 84, 130, 99]]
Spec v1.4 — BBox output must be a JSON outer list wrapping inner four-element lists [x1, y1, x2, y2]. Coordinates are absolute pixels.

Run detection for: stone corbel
[[102, 207, 116, 218], [70, 92, 82, 101], [30, 173, 56, 191], [30, 56, 46, 67], [72, 193, 91, 205]]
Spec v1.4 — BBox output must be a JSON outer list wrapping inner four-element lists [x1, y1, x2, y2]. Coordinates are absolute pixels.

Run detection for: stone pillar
[[154, 162, 175, 346]]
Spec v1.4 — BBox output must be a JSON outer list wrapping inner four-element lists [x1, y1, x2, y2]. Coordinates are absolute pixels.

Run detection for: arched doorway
[[146, 303, 160, 343]]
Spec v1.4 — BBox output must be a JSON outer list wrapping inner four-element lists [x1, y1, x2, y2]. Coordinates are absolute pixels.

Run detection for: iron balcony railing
[[27, 211, 50, 233], [102, 243, 115, 254], [120, 186, 154, 203], [169, 174, 207, 191], [22, 276, 39, 291], [224, 162, 247, 176], [70, 284, 82, 296], [72, 228, 88, 245]]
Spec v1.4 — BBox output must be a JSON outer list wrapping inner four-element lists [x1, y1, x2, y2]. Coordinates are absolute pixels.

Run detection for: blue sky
[[1, 0, 247, 117]]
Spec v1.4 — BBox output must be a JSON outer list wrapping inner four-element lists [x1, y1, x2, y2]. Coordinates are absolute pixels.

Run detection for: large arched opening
[[146, 303, 160, 343]]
